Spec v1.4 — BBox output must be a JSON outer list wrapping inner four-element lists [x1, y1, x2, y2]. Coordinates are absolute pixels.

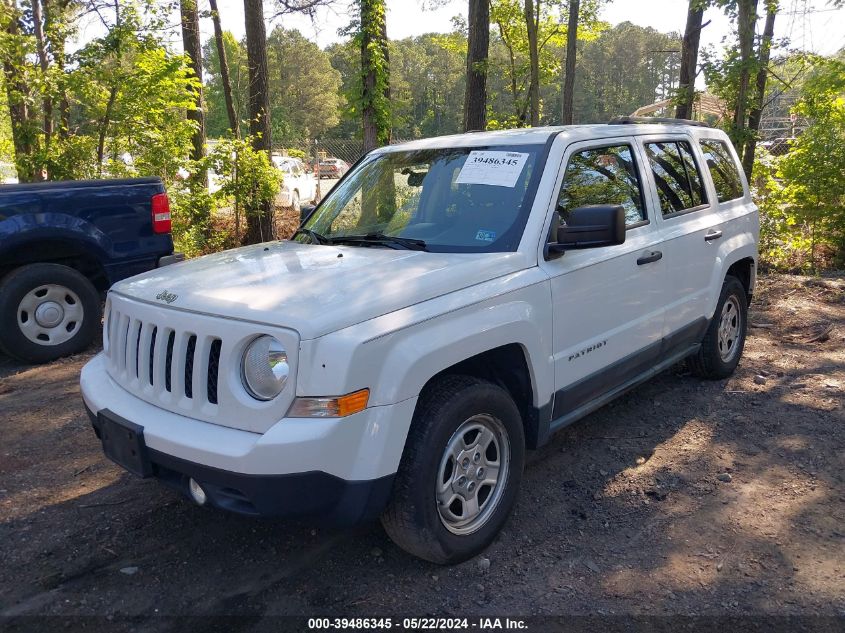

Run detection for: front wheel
[[381, 375, 525, 564], [0, 263, 101, 363], [688, 275, 748, 379]]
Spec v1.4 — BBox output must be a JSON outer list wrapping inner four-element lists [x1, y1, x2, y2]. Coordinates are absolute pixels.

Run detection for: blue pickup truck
[[0, 177, 181, 363]]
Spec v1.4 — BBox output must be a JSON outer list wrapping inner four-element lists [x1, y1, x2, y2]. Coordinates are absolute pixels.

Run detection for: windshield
[[298, 145, 545, 252]]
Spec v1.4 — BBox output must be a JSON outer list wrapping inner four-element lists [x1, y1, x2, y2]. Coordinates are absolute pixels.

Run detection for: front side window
[[557, 144, 646, 226], [645, 141, 707, 215], [299, 145, 544, 252], [699, 140, 744, 202]]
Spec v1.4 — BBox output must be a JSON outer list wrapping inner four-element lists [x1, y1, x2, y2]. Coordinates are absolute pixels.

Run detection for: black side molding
[[536, 317, 710, 444]]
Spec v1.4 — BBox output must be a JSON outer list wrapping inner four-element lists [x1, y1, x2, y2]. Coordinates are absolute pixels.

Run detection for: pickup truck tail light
[[151, 193, 172, 234]]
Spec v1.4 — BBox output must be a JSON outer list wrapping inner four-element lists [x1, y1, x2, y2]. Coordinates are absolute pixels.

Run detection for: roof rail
[[608, 116, 710, 128]]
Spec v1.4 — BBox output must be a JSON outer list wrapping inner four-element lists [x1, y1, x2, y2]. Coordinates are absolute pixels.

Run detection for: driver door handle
[[705, 229, 723, 242], [637, 250, 663, 266]]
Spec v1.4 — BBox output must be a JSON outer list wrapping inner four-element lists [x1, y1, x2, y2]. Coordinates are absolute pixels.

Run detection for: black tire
[[290, 190, 300, 212], [688, 275, 748, 379], [0, 263, 101, 363], [381, 375, 525, 564]]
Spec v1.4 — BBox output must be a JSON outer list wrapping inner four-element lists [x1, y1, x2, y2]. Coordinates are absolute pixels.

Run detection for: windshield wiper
[[292, 227, 333, 245], [330, 232, 428, 251]]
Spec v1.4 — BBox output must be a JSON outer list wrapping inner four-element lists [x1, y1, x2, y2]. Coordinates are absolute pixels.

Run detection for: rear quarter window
[[699, 140, 745, 203]]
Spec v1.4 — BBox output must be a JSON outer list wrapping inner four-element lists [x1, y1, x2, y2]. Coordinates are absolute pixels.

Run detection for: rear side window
[[699, 140, 744, 202], [644, 141, 707, 215], [558, 144, 646, 226]]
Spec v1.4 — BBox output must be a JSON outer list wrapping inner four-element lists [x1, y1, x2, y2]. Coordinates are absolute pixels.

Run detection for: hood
[[112, 241, 532, 339]]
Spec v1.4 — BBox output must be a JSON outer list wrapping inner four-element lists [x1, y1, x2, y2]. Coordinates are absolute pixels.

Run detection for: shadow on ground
[[0, 274, 843, 630]]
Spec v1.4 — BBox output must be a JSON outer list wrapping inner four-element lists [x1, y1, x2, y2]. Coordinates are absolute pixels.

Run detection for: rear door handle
[[637, 250, 663, 266], [705, 229, 723, 242]]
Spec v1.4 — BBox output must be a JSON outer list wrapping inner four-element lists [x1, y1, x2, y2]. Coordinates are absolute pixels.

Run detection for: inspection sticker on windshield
[[455, 151, 529, 188]]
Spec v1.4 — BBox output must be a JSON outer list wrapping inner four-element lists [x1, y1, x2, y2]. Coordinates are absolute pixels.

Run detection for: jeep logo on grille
[[155, 290, 178, 304]]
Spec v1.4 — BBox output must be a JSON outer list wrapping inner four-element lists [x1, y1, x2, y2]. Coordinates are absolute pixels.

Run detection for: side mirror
[[300, 204, 316, 223], [547, 204, 626, 256]]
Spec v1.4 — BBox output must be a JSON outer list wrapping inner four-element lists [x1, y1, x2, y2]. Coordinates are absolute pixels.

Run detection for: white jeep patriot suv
[[81, 119, 758, 564]]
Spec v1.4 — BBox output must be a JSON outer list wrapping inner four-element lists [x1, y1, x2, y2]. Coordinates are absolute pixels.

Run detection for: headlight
[[241, 335, 289, 401]]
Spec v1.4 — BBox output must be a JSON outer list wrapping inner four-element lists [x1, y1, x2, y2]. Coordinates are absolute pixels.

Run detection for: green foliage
[[325, 39, 362, 138], [326, 2, 612, 137], [390, 33, 466, 138], [571, 21, 681, 122], [487, 0, 605, 125], [701, 45, 753, 146], [753, 56, 845, 271], [0, 0, 198, 183], [205, 28, 343, 145], [266, 27, 343, 143], [207, 136, 281, 222], [170, 181, 219, 258], [753, 149, 806, 270], [203, 30, 248, 138], [171, 135, 282, 257], [776, 57, 845, 269]]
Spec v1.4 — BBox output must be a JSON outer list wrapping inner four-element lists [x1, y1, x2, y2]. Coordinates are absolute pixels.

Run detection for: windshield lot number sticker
[[455, 151, 529, 188], [475, 229, 496, 242]]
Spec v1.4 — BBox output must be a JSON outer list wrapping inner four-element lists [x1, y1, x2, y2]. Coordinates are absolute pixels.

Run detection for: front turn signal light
[[288, 388, 370, 418]]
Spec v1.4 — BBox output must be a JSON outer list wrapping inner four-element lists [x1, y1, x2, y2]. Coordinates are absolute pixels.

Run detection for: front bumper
[[80, 354, 417, 524], [85, 405, 392, 523]]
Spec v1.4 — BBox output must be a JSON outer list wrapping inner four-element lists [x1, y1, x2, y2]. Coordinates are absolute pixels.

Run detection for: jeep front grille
[[106, 304, 222, 409], [101, 292, 298, 434]]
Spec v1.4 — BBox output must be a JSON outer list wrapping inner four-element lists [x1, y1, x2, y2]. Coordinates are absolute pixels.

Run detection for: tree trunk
[[360, 0, 390, 151], [46, 7, 71, 139], [733, 0, 758, 159], [2, 4, 36, 182], [97, 85, 118, 178], [180, 0, 207, 187], [560, 0, 579, 125], [742, 6, 776, 180], [523, 0, 539, 126], [244, 0, 274, 244], [209, 0, 240, 138], [675, 2, 704, 120], [31, 0, 52, 166], [463, 0, 489, 132]]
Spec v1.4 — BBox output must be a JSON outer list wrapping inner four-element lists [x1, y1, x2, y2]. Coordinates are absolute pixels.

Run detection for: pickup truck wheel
[[688, 275, 748, 379], [0, 263, 100, 363], [381, 375, 525, 564]]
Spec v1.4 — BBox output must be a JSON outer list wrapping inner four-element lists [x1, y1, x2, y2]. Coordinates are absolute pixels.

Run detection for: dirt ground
[[0, 273, 843, 629]]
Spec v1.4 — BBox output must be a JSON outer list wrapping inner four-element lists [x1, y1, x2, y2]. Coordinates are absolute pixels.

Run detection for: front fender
[[368, 296, 551, 408], [297, 270, 553, 408], [296, 274, 552, 476]]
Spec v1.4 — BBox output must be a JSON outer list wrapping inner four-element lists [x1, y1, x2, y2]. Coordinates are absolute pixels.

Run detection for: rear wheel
[[290, 190, 300, 212], [688, 275, 748, 379], [0, 263, 100, 363], [381, 375, 525, 564]]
